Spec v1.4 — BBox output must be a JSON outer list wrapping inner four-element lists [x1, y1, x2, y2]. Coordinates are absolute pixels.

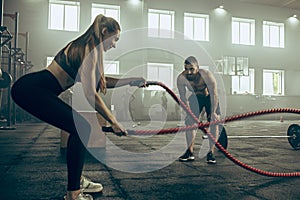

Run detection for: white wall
[[3, 0, 300, 119]]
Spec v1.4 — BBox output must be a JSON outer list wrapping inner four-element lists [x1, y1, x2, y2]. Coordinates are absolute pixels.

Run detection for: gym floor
[[0, 119, 299, 200]]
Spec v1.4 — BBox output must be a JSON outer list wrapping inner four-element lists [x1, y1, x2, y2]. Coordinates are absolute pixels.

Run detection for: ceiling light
[[287, 14, 299, 25], [214, 5, 227, 16]]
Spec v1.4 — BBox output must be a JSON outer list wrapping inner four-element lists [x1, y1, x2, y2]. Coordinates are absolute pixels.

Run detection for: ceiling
[[236, 0, 300, 10]]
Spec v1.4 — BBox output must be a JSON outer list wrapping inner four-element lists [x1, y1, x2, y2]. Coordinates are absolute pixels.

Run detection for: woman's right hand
[[129, 77, 147, 87], [111, 121, 128, 136]]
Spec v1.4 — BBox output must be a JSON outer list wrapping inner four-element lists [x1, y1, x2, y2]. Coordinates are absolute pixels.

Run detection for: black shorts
[[185, 94, 220, 125]]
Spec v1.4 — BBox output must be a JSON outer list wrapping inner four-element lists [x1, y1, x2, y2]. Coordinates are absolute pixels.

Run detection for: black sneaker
[[179, 149, 195, 162], [206, 151, 216, 164]]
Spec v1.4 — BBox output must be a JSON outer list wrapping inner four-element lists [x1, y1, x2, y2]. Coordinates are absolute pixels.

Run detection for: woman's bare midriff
[[46, 60, 75, 90]]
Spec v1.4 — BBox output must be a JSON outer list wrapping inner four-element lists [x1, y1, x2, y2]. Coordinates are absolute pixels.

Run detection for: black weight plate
[[287, 124, 300, 150], [218, 125, 228, 150]]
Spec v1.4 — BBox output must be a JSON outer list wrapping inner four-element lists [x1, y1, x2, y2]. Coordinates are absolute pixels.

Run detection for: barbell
[[212, 124, 300, 150]]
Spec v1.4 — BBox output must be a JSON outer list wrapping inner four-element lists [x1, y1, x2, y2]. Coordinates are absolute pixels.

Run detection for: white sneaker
[[64, 192, 93, 200], [81, 176, 103, 193]]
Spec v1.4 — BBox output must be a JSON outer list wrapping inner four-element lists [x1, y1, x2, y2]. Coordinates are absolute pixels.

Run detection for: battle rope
[[130, 81, 300, 177]]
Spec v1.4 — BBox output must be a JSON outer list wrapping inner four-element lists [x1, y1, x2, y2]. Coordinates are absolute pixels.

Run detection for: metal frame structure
[[0, 0, 33, 129]]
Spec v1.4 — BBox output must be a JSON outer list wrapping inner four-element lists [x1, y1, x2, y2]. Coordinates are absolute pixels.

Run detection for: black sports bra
[[54, 45, 102, 90], [54, 47, 78, 80]]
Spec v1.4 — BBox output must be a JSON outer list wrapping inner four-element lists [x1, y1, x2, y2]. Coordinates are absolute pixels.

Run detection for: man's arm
[[202, 70, 218, 114], [176, 74, 188, 105]]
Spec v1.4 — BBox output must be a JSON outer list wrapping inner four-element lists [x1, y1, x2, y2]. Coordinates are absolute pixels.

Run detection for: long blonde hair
[[67, 14, 121, 94]]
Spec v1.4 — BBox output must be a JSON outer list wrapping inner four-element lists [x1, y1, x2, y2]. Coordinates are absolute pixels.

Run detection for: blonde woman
[[11, 14, 145, 200]]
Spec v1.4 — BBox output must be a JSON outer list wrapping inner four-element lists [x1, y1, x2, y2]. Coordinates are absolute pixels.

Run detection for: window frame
[[184, 12, 209, 41], [231, 68, 255, 95], [263, 21, 285, 48], [48, 0, 80, 32], [146, 62, 174, 90], [104, 60, 120, 75], [148, 9, 175, 39], [91, 3, 120, 23], [232, 17, 255, 46], [263, 69, 285, 96]]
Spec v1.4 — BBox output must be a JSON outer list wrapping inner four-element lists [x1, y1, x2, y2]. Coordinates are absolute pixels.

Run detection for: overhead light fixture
[[214, 5, 227, 16], [287, 14, 299, 25], [128, 0, 141, 5]]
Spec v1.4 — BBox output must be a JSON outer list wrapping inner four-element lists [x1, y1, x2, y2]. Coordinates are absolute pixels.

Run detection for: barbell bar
[[206, 124, 300, 150], [227, 135, 294, 139]]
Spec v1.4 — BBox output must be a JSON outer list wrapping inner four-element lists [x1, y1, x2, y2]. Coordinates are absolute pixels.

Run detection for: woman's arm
[[79, 47, 126, 134], [105, 76, 146, 88]]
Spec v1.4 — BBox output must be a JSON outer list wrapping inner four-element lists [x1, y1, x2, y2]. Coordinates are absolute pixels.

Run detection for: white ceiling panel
[[236, 0, 300, 10]]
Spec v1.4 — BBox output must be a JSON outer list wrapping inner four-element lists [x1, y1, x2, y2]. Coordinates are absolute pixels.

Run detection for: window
[[46, 56, 54, 67], [148, 9, 175, 38], [199, 65, 209, 70], [91, 3, 120, 23], [48, 0, 80, 32], [263, 69, 284, 95], [147, 63, 174, 90], [184, 13, 209, 41], [232, 68, 254, 95], [232, 17, 255, 45], [222, 56, 249, 76], [104, 61, 119, 75], [263, 21, 284, 48]]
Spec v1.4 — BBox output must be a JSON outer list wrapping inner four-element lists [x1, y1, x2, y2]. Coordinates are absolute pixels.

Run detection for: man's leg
[[179, 115, 197, 162], [209, 124, 219, 153], [179, 95, 200, 162], [186, 129, 196, 153], [179, 126, 196, 161], [204, 96, 219, 164]]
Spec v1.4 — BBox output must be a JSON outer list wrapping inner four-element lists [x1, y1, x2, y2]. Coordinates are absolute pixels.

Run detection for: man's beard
[[186, 73, 199, 81], [186, 75, 195, 81]]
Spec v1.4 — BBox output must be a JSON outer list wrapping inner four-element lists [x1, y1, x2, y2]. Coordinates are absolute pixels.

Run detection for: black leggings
[[11, 70, 91, 191]]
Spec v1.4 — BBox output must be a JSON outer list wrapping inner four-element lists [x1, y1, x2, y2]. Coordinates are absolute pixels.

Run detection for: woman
[[11, 14, 145, 200]]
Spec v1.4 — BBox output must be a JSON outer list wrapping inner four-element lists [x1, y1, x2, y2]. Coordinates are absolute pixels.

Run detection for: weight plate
[[218, 125, 228, 150], [287, 124, 300, 150]]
